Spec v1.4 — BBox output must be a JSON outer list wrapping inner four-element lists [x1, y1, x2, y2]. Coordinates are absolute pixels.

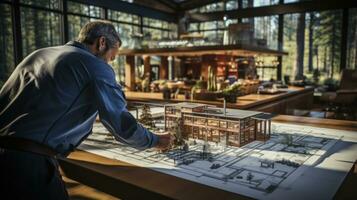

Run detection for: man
[[0, 21, 172, 199]]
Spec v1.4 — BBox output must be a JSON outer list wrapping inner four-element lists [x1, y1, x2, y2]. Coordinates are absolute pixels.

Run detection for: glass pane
[[169, 23, 178, 38], [254, 15, 278, 49], [347, 8, 357, 69], [68, 1, 102, 18], [243, 0, 279, 8], [89, 5, 102, 18], [199, 2, 224, 13], [143, 27, 163, 40], [68, 1, 88, 15], [112, 22, 141, 49], [20, 0, 60, 10], [67, 15, 90, 41], [283, 10, 342, 81], [21, 7, 62, 57], [162, 21, 169, 29], [109, 56, 126, 84], [226, 0, 239, 10], [188, 22, 199, 31], [202, 30, 224, 45], [0, 4, 14, 84], [143, 17, 163, 29], [201, 21, 220, 30], [108, 10, 140, 25]]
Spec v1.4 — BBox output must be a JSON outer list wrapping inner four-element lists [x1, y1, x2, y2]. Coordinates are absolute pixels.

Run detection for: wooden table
[[59, 116, 357, 200], [124, 86, 314, 114]]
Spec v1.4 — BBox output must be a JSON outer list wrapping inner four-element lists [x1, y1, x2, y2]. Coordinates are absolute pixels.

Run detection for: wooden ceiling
[[133, 0, 222, 13]]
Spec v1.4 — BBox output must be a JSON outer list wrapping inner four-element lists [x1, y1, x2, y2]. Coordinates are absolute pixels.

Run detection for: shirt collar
[[65, 41, 91, 53]]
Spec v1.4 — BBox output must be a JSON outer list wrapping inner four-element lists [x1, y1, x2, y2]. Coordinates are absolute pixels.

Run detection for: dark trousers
[[0, 148, 69, 200]]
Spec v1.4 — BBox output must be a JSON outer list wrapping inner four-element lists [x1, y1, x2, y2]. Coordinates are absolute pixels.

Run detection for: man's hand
[[154, 132, 174, 151]]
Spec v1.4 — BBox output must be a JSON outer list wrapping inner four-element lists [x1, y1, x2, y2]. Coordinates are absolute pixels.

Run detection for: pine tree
[[172, 117, 184, 146], [315, 10, 342, 77], [308, 13, 315, 72], [247, 172, 254, 184], [294, 12, 306, 80], [138, 104, 155, 129]]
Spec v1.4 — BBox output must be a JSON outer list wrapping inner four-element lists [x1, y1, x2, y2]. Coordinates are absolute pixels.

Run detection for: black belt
[[0, 137, 59, 157]]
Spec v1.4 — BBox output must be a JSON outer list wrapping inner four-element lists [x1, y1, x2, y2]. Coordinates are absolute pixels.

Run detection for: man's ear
[[98, 36, 106, 51]]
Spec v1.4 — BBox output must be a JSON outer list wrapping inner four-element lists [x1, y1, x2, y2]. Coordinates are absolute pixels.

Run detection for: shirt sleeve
[[93, 79, 158, 150]]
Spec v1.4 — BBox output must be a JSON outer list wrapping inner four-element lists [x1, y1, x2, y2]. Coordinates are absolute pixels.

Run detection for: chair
[[321, 69, 357, 119]]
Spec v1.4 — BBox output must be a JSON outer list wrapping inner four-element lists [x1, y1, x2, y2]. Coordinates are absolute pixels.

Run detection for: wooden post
[[160, 56, 168, 79], [143, 55, 151, 79], [254, 120, 257, 140], [125, 56, 135, 91], [201, 55, 213, 81]]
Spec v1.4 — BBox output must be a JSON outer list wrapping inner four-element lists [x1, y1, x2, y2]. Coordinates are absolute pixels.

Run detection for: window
[[67, 1, 103, 18], [143, 27, 165, 40], [169, 23, 178, 38], [242, 0, 279, 8], [21, 7, 62, 57], [201, 21, 225, 30], [190, 2, 224, 13], [67, 1, 104, 41], [142, 17, 177, 43], [108, 10, 140, 25], [143, 17, 165, 29], [253, 15, 278, 49], [21, 0, 60, 10], [111, 21, 141, 82], [112, 22, 141, 48], [347, 8, 357, 69], [283, 10, 342, 81], [226, 0, 239, 10], [0, 3, 14, 83], [188, 23, 200, 32], [67, 15, 90, 41], [187, 20, 238, 46]]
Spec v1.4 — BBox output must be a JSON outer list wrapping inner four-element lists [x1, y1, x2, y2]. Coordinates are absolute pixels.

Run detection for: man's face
[[95, 37, 120, 63]]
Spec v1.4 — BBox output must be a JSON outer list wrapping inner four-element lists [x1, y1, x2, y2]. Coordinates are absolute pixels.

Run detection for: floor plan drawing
[[78, 122, 357, 199]]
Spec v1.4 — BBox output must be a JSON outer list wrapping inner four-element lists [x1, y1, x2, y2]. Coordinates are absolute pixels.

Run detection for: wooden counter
[[59, 116, 357, 200], [125, 86, 314, 114]]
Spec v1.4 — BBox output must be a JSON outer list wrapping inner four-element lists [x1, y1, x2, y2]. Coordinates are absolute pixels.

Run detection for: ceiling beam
[[189, 0, 357, 22], [133, 0, 177, 13], [157, 0, 180, 10], [179, 0, 222, 11]]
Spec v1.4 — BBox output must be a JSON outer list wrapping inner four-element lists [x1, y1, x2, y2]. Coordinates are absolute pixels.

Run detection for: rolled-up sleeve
[[93, 79, 158, 149]]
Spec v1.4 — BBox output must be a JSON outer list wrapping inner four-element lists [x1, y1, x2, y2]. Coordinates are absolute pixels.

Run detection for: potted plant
[[162, 83, 171, 100], [222, 82, 241, 103], [323, 77, 339, 92], [193, 66, 219, 101]]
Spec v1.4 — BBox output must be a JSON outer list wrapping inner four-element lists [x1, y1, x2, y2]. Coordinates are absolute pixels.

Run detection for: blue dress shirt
[[0, 41, 158, 155]]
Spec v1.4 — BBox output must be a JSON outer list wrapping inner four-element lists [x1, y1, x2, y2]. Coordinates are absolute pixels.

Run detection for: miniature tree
[[183, 142, 189, 152], [247, 172, 254, 184], [172, 117, 184, 146], [283, 135, 293, 146], [138, 104, 155, 129], [202, 141, 211, 159]]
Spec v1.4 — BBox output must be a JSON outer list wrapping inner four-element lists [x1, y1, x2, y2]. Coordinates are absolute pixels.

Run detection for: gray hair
[[76, 20, 121, 48]]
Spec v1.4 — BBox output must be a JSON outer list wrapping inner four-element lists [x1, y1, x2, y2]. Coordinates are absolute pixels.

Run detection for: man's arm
[[93, 79, 160, 150]]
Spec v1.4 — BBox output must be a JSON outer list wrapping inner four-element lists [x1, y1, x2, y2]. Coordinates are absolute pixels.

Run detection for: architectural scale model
[[79, 105, 357, 200], [164, 102, 274, 147]]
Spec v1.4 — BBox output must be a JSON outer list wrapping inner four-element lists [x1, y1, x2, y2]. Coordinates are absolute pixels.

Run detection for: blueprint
[[78, 122, 357, 200]]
